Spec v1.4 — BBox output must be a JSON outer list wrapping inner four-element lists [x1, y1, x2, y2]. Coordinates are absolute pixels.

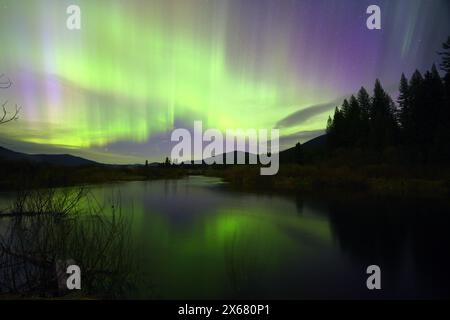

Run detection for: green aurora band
[[1, 0, 449, 162]]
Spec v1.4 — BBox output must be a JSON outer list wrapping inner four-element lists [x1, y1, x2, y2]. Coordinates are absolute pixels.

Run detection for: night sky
[[0, 0, 449, 163]]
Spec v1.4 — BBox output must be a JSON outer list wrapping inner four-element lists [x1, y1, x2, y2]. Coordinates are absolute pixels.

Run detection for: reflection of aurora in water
[[2, 176, 449, 298], [146, 207, 333, 297], [70, 177, 339, 298], [40, 176, 448, 299]]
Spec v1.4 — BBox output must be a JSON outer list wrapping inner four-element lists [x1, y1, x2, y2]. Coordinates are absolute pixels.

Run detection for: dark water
[[2, 176, 450, 299]]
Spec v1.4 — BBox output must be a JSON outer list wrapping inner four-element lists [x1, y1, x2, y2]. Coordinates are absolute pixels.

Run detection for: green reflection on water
[[107, 180, 335, 298]]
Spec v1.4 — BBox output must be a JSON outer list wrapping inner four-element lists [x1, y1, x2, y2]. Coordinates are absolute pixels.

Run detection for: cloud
[[276, 96, 349, 129], [276, 83, 399, 130]]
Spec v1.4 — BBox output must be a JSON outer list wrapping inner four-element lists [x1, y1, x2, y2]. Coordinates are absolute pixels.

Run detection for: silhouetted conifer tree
[[407, 70, 425, 159], [369, 79, 398, 149], [357, 87, 371, 145], [398, 73, 410, 138], [347, 95, 362, 146], [327, 106, 345, 148], [294, 142, 304, 164], [325, 36, 450, 163]]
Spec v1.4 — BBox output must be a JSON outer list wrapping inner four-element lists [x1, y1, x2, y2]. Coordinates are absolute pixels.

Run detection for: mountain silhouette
[[0, 146, 98, 166], [199, 135, 327, 164]]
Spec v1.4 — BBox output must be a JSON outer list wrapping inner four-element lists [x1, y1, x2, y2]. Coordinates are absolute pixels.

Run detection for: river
[[1, 175, 450, 299]]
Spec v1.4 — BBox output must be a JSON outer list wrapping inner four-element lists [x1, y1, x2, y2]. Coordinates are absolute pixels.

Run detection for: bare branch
[[0, 101, 21, 124], [0, 74, 21, 124]]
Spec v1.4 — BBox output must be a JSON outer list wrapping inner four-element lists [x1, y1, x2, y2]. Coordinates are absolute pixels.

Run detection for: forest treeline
[[326, 37, 450, 164]]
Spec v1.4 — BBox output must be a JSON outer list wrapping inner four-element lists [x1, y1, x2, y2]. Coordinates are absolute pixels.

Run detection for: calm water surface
[[2, 175, 450, 299]]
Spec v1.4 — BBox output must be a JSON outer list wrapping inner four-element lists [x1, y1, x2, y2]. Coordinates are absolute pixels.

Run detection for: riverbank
[[0, 163, 187, 191], [2, 176, 450, 299], [1, 162, 450, 200], [202, 164, 450, 200]]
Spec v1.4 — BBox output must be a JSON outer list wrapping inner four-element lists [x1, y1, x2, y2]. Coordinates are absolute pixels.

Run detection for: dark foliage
[[326, 37, 450, 164]]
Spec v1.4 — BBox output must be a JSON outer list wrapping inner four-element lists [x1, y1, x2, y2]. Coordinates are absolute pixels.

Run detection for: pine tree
[[348, 95, 361, 119], [388, 95, 400, 144], [371, 80, 390, 118], [397, 72, 411, 150], [326, 115, 333, 134], [347, 95, 361, 147], [431, 63, 443, 85], [327, 108, 337, 147], [324, 36, 450, 162], [369, 79, 397, 149], [398, 73, 410, 135], [341, 99, 350, 119], [340, 99, 351, 146], [408, 70, 425, 154], [328, 107, 345, 148], [357, 87, 371, 146], [357, 87, 371, 119]]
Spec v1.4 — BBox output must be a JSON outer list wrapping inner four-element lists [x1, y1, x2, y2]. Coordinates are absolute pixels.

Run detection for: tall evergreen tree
[[369, 79, 397, 149], [341, 99, 350, 119], [326, 115, 333, 135], [294, 142, 304, 164], [397, 73, 410, 135], [357, 87, 371, 119], [348, 95, 361, 119], [407, 70, 424, 152], [339, 99, 352, 146], [326, 111, 336, 148], [347, 95, 362, 147], [328, 106, 345, 148], [325, 36, 450, 162], [357, 87, 371, 146]]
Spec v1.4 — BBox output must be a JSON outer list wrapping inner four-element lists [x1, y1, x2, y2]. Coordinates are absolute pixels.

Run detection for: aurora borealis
[[0, 0, 449, 163]]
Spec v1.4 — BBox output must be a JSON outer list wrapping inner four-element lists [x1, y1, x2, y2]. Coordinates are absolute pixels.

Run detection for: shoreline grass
[[1, 160, 449, 200], [202, 164, 450, 200]]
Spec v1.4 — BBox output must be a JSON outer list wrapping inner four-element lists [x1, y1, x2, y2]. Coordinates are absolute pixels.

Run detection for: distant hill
[[279, 134, 327, 163], [199, 135, 327, 165], [0, 146, 99, 166], [301, 134, 327, 151], [201, 151, 255, 164], [0, 134, 328, 168]]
